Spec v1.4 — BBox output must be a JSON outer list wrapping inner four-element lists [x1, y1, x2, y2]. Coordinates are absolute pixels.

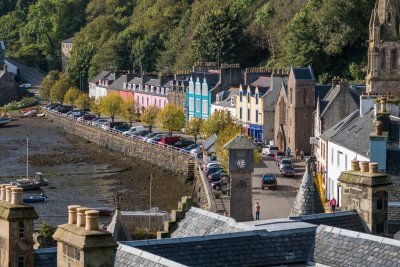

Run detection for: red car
[[274, 151, 286, 165]]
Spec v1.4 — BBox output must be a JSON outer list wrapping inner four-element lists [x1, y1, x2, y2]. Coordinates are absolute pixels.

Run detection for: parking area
[[252, 156, 306, 220]]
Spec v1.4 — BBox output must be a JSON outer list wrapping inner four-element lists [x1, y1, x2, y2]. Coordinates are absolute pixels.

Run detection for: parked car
[[57, 106, 73, 113], [78, 114, 97, 122], [143, 132, 163, 141], [208, 169, 228, 182], [190, 148, 203, 158], [147, 133, 168, 143], [210, 180, 223, 191], [44, 103, 61, 110], [68, 110, 87, 118], [160, 136, 182, 146], [122, 125, 145, 136], [182, 144, 198, 151], [135, 130, 150, 137], [205, 167, 223, 176], [261, 173, 277, 190], [262, 145, 279, 156], [279, 158, 293, 171], [173, 139, 195, 149], [20, 83, 32, 89], [274, 151, 286, 165], [254, 142, 265, 152], [91, 118, 109, 126], [203, 161, 221, 172], [111, 122, 131, 132], [280, 165, 296, 177]]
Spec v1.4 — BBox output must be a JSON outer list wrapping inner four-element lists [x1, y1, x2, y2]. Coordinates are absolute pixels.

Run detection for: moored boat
[[23, 193, 48, 203], [12, 172, 48, 191], [0, 117, 11, 126]]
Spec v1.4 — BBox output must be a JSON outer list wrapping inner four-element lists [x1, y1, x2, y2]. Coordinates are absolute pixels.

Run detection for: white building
[[210, 88, 238, 118]]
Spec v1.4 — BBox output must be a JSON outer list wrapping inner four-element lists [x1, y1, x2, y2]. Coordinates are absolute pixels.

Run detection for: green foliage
[[349, 62, 366, 83], [185, 118, 203, 144], [40, 70, 60, 100], [90, 96, 102, 117], [75, 93, 91, 110], [201, 110, 237, 139], [214, 124, 243, 171], [140, 105, 160, 132], [120, 98, 139, 127], [63, 87, 80, 107], [39, 221, 55, 240], [133, 227, 156, 240], [157, 103, 185, 135], [100, 93, 123, 122], [50, 74, 73, 104]]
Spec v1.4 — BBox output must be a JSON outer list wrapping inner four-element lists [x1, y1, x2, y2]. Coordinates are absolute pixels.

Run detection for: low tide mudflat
[[0, 117, 192, 227]]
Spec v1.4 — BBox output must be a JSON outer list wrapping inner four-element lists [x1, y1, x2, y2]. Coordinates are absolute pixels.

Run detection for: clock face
[[236, 159, 246, 169]]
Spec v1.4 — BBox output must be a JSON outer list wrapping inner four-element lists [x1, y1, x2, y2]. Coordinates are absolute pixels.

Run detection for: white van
[[122, 125, 145, 136]]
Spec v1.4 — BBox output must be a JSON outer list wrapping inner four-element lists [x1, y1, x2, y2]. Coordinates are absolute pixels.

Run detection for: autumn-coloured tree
[[201, 110, 236, 138], [76, 93, 91, 111], [120, 98, 139, 127], [90, 97, 102, 118], [49, 74, 73, 104], [63, 87, 80, 107], [157, 103, 185, 136], [100, 93, 123, 122], [185, 117, 202, 144], [140, 105, 160, 132]]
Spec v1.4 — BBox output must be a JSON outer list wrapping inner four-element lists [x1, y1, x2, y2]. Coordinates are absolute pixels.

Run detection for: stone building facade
[[366, 0, 400, 97], [61, 37, 73, 72], [0, 65, 20, 106], [274, 66, 316, 154]]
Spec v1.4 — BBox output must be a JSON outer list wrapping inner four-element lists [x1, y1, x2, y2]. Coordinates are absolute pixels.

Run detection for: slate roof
[[291, 66, 315, 80], [224, 133, 256, 150], [319, 110, 359, 141], [202, 134, 218, 153], [313, 225, 400, 266], [89, 70, 111, 84], [124, 224, 317, 267], [290, 210, 369, 233], [212, 88, 239, 108], [107, 209, 132, 242], [61, 37, 74, 43], [190, 72, 219, 85], [34, 247, 57, 267], [290, 159, 325, 217], [329, 110, 375, 158], [171, 207, 251, 237]]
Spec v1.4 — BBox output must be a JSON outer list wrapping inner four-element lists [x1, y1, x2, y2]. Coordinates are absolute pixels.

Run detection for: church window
[[392, 50, 397, 69], [381, 49, 386, 69]]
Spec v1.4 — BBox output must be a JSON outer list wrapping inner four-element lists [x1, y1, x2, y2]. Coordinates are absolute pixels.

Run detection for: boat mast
[[26, 137, 29, 179]]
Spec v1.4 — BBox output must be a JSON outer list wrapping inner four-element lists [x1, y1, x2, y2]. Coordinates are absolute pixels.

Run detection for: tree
[[76, 93, 91, 111], [90, 97, 102, 118], [100, 93, 122, 122], [157, 103, 185, 135], [140, 105, 160, 132], [39, 70, 60, 100], [185, 117, 202, 144], [201, 110, 236, 138], [214, 124, 243, 170], [120, 98, 139, 127], [49, 74, 73, 104], [192, 7, 243, 62], [63, 87, 80, 107]]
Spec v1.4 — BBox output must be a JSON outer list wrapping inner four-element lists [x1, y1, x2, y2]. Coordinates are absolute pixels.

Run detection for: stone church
[[366, 0, 400, 97]]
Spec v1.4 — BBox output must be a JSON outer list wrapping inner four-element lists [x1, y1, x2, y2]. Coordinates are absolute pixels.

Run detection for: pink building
[[133, 78, 170, 112]]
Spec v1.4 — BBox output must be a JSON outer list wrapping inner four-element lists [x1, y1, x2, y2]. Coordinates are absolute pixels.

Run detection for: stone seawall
[[45, 112, 194, 178]]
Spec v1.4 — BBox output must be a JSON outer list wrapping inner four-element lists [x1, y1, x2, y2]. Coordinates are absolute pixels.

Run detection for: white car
[[122, 125, 145, 136], [262, 145, 279, 156], [20, 83, 32, 89], [91, 118, 109, 126]]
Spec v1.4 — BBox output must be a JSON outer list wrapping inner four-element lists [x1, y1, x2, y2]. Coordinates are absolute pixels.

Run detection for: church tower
[[366, 0, 400, 97]]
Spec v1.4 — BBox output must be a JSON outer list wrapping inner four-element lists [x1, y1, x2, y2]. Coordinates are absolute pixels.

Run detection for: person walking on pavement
[[255, 202, 261, 220], [329, 196, 337, 212], [286, 147, 291, 157], [300, 150, 304, 160]]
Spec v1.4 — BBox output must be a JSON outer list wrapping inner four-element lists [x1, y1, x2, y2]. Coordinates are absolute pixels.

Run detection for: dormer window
[[255, 93, 259, 104], [231, 96, 235, 106], [156, 87, 160, 94], [132, 84, 136, 91], [166, 88, 169, 95], [151, 86, 154, 92], [216, 95, 221, 103], [123, 83, 127, 89], [128, 83, 131, 89], [145, 85, 149, 92], [239, 91, 243, 102], [161, 88, 164, 94]]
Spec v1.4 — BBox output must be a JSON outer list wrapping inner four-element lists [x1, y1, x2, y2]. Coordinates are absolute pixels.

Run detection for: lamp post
[[337, 181, 342, 208]]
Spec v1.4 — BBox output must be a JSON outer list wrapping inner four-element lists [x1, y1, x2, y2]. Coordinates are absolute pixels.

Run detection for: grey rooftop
[[224, 134, 256, 150]]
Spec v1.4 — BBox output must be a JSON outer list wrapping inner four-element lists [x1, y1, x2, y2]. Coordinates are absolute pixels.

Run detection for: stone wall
[[45, 112, 194, 178], [0, 70, 19, 106]]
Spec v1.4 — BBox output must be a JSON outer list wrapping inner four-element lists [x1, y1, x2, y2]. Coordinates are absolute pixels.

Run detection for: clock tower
[[224, 134, 255, 222]]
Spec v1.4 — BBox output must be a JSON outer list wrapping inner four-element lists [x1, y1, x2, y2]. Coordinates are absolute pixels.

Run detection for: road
[[6, 57, 46, 88], [252, 156, 305, 220]]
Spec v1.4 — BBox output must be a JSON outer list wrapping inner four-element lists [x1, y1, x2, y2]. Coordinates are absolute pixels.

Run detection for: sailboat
[[11, 138, 48, 191]]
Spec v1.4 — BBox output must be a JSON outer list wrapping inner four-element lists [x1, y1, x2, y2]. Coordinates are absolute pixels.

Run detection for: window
[[290, 88, 293, 104], [189, 83, 194, 93], [392, 50, 397, 69], [141, 97, 144, 104], [202, 85, 208, 96], [388, 12, 392, 23], [159, 99, 161, 107], [231, 96, 235, 106], [255, 93, 259, 104], [239, 91, 243, 102], [247, 108, 250, 121], [247, 91, 250, 99], [137, 96, 139, 102], [255, 110, 259, 123], [303, 90, 307, 105], [331, 148, 334, 164], [18, 221, 24, 238], [377, 199, 383, 210], [154, 99, 156, 105], [147, 98, 149, 105], [381, 49, 386, 69], [202, 100, 208, 114], [337, 151, 342, 168], [239, 108, 242, 120], [195, 83, 201, 94], [18, 255, 25, 267], [345, 154, 348, 170], [196, 99, 200, 112], [150, 86, 154, 92], [189, 98, 194, 111]]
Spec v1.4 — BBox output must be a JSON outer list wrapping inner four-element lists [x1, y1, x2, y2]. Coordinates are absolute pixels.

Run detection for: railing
[[45, 109, 194, 157]]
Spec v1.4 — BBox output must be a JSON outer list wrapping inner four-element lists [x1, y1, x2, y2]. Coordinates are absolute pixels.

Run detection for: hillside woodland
[[0, 0, 375, 86]]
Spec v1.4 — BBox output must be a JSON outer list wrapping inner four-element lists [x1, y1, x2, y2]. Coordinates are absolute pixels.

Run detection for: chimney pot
[[0, 184, 10, 201], [369, 162, 379, 174], [11, 187, 23, 205], [380, 98, 387, 113], [359, 161, 369, 173], [85, 210, 100, 231], [351, 160, 360, 171], [68, 205, 81, 225], [5, 186, 14, 202], [376, 120, 383, 136], [76, 207, 90, 227]]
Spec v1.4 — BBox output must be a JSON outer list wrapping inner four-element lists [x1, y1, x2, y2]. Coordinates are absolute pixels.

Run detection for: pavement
[[252, 156, 305, 220]]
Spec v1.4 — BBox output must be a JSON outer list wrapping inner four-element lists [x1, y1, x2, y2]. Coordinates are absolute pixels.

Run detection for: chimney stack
[[77, 207, 90, 227], [68, 205, 81, 225], [11, 187, 23, 205], [85, 210, 100, 231]]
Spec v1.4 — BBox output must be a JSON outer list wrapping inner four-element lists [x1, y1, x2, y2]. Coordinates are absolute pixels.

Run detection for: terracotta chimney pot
[[85, 210, 100, 231], [11, 187, 23, 205], [0, 184, 10, 201], [369, 162, 379, 174], [380, 98, 387, 113], [376, 121, 383, 136], [68, 205, 81, 225], [359, 161, 369, 173], [351, 160, 360, 171], [5, 186, 14, 202], [76, 207, 90, 227]]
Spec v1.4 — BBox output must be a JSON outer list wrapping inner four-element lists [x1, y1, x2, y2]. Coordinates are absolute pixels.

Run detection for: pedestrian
[[255, 202, 260, 220], [300, 150, 304, 160], [329, 196, 337, 212], [295, 149, 299, 159], [286, 147, 291, 157]]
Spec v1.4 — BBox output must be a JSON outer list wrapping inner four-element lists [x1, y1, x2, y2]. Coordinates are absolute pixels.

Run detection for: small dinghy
[[23, 193, 48, 203]]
